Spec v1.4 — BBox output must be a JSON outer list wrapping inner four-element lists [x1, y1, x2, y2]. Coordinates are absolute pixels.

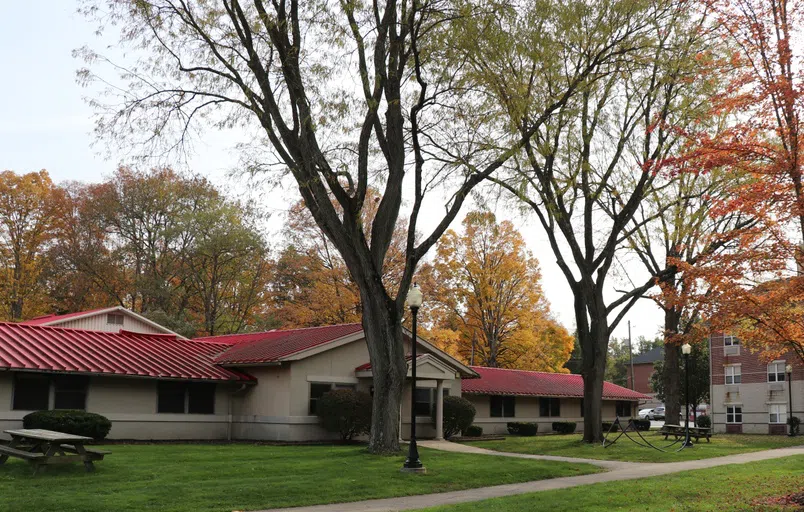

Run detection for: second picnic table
[[0, 429, 110, 474], [659, 423, 712, 442]]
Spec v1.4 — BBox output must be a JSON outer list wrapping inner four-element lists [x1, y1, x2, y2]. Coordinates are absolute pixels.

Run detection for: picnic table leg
[[0, 436, 24, 465], [72, 444, 95, 472]]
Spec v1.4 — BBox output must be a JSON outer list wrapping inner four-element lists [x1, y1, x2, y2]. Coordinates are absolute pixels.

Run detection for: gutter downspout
[[228, 383, 248, 442]]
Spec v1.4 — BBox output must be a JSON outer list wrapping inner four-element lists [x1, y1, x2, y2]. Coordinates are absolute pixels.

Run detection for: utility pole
[[628, 321, 635, 390]]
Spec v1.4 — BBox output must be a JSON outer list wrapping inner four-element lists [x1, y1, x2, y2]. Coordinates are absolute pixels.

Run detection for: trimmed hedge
[[696, 415, 712, 429], [23, 410, 112, 440], [633, 419, 651, 431], [507, 422, 538, 436], [788, 416, 801, 436], [463, 425, 483, 437], [316, 389, 372, 440], [552, 421, 577, 434], [602, 421, 621, 432], [438, 396, 477, 439]]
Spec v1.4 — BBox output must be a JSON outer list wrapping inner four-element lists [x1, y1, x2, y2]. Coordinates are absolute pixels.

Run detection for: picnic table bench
[[0, 429, 110, 474], [659, 423, 712, 442]]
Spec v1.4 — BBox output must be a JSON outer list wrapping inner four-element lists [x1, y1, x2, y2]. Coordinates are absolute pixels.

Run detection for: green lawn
[[465, 433, 804, 462], [418, 454, 804, 511], [0, 443, 599, 512]]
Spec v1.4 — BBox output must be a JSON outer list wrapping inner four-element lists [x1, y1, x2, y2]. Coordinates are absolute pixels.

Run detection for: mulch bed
[[753, 490, 804, 509]]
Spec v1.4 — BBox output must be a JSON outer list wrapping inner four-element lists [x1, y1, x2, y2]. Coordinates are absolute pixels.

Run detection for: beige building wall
[[0, 372, 235, 441], [711, 380, 803, 434], [466, 395, 625, 435], [54, 313, 169, 335]]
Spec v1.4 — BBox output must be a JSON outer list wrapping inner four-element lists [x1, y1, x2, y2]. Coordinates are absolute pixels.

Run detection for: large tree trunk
[[577, 289, 609, 443], [359, 279, 406, 454], [581, 344, 607, 442], [663, 307, 682, 426]]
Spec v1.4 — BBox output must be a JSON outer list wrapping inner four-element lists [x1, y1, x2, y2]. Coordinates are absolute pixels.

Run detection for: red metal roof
[[201, 323, 364, 364], [0, 322, 252, 382], [21, 308, 111, 325], [462, 366, 650, 401]]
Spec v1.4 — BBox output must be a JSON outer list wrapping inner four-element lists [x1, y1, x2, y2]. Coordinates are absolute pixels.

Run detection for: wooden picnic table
[[659, 423, 712, 442], [0, 429, 110, 474]]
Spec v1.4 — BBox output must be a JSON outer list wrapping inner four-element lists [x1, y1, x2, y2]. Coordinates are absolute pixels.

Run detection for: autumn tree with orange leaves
[[684, 0, 804, 364], [0, 170, 66, 320], [424, 212, 573, 372]]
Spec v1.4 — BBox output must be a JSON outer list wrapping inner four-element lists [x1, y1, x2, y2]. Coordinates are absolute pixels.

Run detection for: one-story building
[[0, 312, 648, 441]]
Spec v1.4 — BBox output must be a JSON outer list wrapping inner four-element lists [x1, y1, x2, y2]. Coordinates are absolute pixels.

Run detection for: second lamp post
[[402, 283, 426, 473], [682, 342, 693, 448]]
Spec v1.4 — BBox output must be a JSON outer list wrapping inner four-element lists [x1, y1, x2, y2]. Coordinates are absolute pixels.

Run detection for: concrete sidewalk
[[258, 444, 804, 512]]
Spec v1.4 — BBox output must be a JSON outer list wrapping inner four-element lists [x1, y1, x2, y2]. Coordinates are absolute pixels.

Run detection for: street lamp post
[[787, 363, 794, 437], [681, 343, 693, 448], [402, 283, 425, 473]]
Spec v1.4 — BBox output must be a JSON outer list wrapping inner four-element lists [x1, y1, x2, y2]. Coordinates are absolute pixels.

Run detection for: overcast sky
[[0, 1, 665, 344]]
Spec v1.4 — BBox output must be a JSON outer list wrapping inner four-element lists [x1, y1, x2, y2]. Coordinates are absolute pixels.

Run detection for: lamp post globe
[[787, 364, 794, 436], [681, 343, 693, 448], [402, 283, 425, 473]]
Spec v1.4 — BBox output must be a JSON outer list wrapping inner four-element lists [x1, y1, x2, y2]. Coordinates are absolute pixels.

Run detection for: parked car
[[638, 408, 654, 419], [648, 406, 665, 420]]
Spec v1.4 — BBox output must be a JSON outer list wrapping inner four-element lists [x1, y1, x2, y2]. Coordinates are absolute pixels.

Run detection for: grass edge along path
[[0, 443, 600, 512], [464, 433, 804, 462], [417, 454, 804, 511]]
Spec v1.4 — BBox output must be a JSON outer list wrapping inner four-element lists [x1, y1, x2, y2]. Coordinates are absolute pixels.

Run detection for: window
[[723, 334, 739, 346], [53, 375, 89, 410], [106, 313, 124, 325], [580, 398, 584, 418], [415, 388, 448, 417], [726, 406, 742, 423], [158, 382, 188, 413], [490, 396, 516, 418], [770, 404, 787, 424], [539, 397, 561, 417], [768, 362, 786, 382], [616, 401, 632, 417], [308, 383, 333, 415], [188, 383, 216, 414], [725, 365, 742, 384], [12, 373, 50, 411]]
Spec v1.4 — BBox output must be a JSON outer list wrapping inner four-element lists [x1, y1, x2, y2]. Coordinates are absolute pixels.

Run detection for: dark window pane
[[54, 375, 89, 410], [309, 383, 332, 415], [540, 398, 550, 417], [107, 313, 124, 325], [550, 398, 560, 417], [158, 381, 187, 413], [188, 383, 216, 414], [580, 398, 584, 418], [490, 396, 503, 417], [13, 373, 50, 411], [414, 388, 431, 417], [503, 396, 516, 418]]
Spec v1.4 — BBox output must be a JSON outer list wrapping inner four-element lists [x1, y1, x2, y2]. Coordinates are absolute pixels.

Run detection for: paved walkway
[[259, 443, 804, 512]]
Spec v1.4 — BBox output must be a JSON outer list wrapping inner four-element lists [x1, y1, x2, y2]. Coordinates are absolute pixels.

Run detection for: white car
[[638, 408, 654, 419]]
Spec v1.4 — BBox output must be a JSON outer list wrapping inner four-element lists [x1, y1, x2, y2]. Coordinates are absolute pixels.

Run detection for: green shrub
[[552, 421, 577, 434], [507, 422, 538, 436], [436, 396, 476, 439], [22, 410, 112, 440], [463, 425, 483, 437], [602, 421, 622, 432], [788, 416, 801, 436], [316, 389, 372, 440], [696, 415, 712, 429], [633, 419, 651, 431]]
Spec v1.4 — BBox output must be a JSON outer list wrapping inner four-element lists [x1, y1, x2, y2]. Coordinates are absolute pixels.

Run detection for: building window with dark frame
[[539, 397, 560, 417], [615, 401, 631, 418], [490, 395, 515, 418], [726, 406, 742, 423], [580, 398, 584, 418], [12, 373, 50, 411], [769, 404, 787, 424], [53, 375, 89, 410], [308, 383, 333, 415], [415, 387, 448, 417], [723, 334, 739, 346], [158, 381, 216, 414]]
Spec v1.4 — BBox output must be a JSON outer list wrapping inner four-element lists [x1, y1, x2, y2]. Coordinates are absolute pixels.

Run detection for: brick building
[[709, 332, 803, 434], [627, 346, 663, 408]]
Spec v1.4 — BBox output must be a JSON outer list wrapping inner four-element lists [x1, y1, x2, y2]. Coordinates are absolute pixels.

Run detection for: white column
[[435, 380, 444, 441], [399, 395, 404, 442]]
